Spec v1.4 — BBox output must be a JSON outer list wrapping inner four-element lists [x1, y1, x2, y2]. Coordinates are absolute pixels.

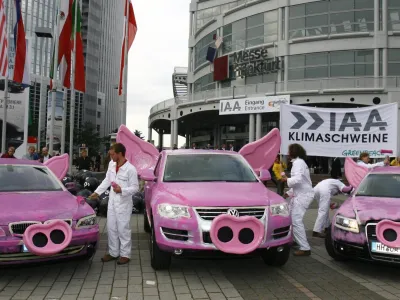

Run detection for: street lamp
[[34, 27, 53, 152]]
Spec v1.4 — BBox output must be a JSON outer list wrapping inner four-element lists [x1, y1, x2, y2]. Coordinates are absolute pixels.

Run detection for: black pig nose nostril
[[238, 228, 254, 244], [50, 230, 65, 244], [217, 226, 233, 243], [383, 229, 397, 242], [32, 232, 48, 247]]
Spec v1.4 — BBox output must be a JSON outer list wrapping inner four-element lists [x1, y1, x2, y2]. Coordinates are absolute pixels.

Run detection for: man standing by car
[[89, 143, 139, 265], [39, 147, 52, 163]]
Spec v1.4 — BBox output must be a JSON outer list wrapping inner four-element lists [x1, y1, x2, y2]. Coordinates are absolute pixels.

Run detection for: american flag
[[0, 0, 7, 77]]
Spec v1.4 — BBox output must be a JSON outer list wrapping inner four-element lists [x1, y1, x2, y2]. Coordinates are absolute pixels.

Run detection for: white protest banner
[[219, 95, 290, 115], [280, 103, 398, 158]]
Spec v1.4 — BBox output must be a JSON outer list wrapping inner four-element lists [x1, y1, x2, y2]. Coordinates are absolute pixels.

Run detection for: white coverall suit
[[287, 158, 315, 251], [313, 179, 346, 233], [95, 160, 139, 258], [357, 160, 384, 168]]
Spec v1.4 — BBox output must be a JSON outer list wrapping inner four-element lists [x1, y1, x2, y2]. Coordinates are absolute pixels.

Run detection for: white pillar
[[249, 114, 255, 142], [170, 121, 174, 147], [256, 114, 262, 140], [148, 127, 152, 142], [173, 119, 178, 146]]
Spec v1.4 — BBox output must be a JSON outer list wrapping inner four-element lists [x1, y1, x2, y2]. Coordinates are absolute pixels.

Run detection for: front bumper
[[332, 223, 400, 264], [152, 208, 292, 253], [0, 226, 99, 265]]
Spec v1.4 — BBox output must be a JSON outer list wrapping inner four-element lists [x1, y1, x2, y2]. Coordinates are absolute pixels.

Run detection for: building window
[[97, 111, 101, 118], [289, 0, 374, 39], [97, 98, 101, 105], [288, 50, 374, 80], [222, 10, 278, 55], [388, 0, 400, 31], [193, 73, 215, 93], [196, 0, 245, 29], [97, 125, 100, 132], [194, 31, 217, 69], [388, 49, 400, 75]]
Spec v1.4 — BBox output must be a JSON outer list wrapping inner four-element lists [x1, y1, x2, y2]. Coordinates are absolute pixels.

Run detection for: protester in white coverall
[[312, 179, 353, 238], [357, 152, 389, 168], [89, 143, 139, 265], [281, 144, 314, 256]]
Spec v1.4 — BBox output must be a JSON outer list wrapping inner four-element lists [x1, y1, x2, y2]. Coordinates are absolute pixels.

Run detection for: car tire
[[149, 219, 171, 270], [143, 209, 151, 233], [260, 245, 290, 266], [325, 226, 348, 261]]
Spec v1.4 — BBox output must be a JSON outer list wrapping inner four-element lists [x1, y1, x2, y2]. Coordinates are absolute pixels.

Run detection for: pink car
[[117, 126, 292, 270]]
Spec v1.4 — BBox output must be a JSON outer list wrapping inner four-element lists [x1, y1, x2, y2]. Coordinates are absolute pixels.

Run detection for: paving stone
[[78, 288, 96, 298], [190, 289, 208, 299]]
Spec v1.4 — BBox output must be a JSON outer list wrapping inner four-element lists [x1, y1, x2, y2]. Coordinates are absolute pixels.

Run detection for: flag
[[213, 55, 228, 81], [12, 0, 26, 84], [50, 0, 72, 90], [206, 47, 217, 63], [215, 37, 223, 49], [71, 0, 85, 92], [0, 0, 7, 77], [118, 0, 137, 96]]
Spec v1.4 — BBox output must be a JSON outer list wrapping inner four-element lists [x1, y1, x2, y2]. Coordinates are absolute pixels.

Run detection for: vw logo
[[227, 208, 239, 217]]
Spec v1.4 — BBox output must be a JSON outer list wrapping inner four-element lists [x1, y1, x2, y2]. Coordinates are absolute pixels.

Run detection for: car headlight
[[157, 204, 191, 219], [335, 215, 359, 233], [76, 215, 97, 228], [270, 203, 289, 216]]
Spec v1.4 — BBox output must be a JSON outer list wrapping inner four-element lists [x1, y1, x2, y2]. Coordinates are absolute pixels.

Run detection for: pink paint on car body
[[0, 157, 99, 265], [117, 125, 292, 270], [326, 157, 400, 265]]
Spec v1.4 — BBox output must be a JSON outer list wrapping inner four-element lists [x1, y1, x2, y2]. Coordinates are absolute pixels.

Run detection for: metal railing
[[150, 76, 400, 115]]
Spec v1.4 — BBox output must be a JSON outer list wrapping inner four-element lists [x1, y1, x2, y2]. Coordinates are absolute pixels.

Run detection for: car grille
[[9, 220, 72, 235], [194, 206, 266, 221], [366, 222, 400, 263], [161, 227, 189, 241]]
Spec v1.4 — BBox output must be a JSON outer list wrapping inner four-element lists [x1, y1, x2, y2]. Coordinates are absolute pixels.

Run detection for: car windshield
[[163, 154, 258, 182], [356, 173, 400, 198], [0, 165, 63, 192]]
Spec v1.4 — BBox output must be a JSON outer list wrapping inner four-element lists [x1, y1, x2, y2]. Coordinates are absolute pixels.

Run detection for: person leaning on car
[[1, 147, 16, 158], [22, 146, 40, 160], [88, 143, 139, 265]]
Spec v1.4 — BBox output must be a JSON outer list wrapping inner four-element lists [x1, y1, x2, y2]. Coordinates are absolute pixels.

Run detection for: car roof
[[162, 149, 240, 156], [369, 166, 400, 174], [0, 158, 44, 166]]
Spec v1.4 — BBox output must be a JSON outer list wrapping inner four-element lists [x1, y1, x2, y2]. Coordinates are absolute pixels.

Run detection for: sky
[[126, 0, 189, 147]]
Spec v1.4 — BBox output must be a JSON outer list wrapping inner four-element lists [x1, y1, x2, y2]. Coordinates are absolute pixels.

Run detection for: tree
[[134, 130, 144, 140], [76, 121, 102, 157]]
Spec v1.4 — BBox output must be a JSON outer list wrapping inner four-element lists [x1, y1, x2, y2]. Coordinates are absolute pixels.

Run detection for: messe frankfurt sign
[[232, 47, 283, 78]]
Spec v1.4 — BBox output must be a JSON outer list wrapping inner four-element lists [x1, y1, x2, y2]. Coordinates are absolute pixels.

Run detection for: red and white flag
[[118, 0, 137, 96], [12, 0, 27, 84], [0, 0, 8, 77]]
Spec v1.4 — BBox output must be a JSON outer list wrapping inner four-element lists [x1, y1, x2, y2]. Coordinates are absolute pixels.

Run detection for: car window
[[0, 165, 63, 192], [163, 154, 258, 182], [356, 173, 400, 198]]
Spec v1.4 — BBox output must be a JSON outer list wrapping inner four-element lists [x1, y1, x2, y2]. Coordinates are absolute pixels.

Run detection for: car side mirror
[[140, 169, 157, 182], [259, 168, 271, 181]]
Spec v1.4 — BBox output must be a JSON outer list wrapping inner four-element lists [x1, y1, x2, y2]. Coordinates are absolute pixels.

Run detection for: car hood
[[155, 182, 283, 207], [0, 191, 94, 224], [338, 195, 400, 224]]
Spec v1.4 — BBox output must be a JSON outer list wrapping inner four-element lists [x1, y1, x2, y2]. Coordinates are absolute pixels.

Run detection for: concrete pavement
[[2, 207, 400, 300]]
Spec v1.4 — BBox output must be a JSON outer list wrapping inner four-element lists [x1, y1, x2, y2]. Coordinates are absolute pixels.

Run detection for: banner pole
[[1, 0, 11, 154]]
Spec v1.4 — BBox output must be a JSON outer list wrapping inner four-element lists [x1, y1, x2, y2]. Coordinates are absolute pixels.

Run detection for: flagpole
[[69, 0, 78, 173], [121, 0, 129, 125], [1, 0, 11, 154], [49, 0, 60, 155], [60, 87, 67, 154]]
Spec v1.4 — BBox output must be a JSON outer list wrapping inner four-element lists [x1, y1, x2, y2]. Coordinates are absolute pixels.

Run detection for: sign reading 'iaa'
[[280, 103, 398, 158]]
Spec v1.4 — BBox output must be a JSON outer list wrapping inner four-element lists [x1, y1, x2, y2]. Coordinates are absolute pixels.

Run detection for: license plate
[[22, 245, 29, 253], [371, 241, 400, 255]]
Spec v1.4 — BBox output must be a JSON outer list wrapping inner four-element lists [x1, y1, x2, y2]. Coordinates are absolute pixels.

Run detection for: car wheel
[[325, 226, 348, 261], [143, 208, 151, 233], [260, 245, 290, 266], [149, 219, 171, 270]]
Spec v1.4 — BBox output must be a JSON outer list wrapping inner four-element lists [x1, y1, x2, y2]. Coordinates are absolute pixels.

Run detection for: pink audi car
[[118, 125, 293, 270]]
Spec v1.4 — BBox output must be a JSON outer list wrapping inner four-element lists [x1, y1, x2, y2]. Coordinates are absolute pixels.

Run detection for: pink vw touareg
[[117, 125, 293, 270]]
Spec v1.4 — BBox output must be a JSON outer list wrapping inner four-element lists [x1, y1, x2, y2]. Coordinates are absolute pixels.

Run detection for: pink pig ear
[[116, 125, 159, 177], [239, 128, 281, 172], [44, 154, 69, 180], [344, 157, 369, 189]]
